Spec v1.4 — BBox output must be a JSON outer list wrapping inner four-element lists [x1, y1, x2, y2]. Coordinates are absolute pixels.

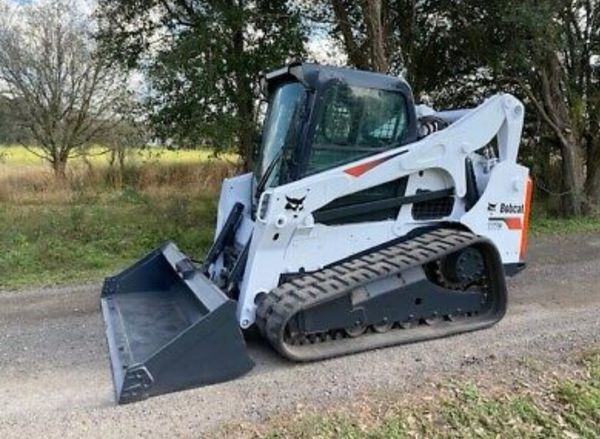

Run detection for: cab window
[[306, 84, 408, 175]]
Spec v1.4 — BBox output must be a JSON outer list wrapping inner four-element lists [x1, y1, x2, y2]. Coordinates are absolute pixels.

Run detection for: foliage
[[0, 97, 29, 144], [452, 0, 600, 216], [96, 0, 307, 167], [304, 0, 490, 101]]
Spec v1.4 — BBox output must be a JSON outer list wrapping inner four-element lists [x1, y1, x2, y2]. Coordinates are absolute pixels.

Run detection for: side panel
[[461, 162, 530, 263]]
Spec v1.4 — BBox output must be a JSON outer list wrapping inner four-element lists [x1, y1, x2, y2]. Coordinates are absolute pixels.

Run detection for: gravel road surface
[[1, 234, 599, 438]]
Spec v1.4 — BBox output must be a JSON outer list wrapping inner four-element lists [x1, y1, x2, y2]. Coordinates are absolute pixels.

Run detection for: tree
[[452, 0, 600, 216], [326, 0, 388, 72], [309, 0, 487, 101], [0, 0, 129, 178], [97, 0, 307, 170], [105, 98, 150, 188]]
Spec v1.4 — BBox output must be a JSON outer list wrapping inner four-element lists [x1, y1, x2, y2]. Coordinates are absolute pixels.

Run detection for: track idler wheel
[[398, 316, 417, 329], [434, 247, 485, 289], [344, 324, 367, 337], [372, 321, 393, 333], [423, 313, 444, 326]]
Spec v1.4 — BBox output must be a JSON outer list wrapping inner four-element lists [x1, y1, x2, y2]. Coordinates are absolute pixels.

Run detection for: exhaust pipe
[[100, 242, 254, 404]]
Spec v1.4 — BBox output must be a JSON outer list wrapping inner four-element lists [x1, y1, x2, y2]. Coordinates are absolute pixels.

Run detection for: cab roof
[[261, 62, 414, 99]]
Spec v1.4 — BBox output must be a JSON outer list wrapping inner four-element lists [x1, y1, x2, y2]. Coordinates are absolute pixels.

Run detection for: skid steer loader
[[101, 63, 532, 403]]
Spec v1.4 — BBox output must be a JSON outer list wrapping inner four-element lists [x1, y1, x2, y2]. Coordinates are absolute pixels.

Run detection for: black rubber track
[[255, 228, 507, 362]]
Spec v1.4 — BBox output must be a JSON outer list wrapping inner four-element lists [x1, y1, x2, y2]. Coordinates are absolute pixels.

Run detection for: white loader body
[[213, 93, 531, 328]]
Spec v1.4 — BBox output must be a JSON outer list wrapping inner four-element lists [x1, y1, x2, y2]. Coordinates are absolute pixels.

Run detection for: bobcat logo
[[487, 203, 497, 213], [285, 195, 306, 212]]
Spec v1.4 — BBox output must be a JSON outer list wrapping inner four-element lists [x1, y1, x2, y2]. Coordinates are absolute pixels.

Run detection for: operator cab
[[254, 62, 418, 203]]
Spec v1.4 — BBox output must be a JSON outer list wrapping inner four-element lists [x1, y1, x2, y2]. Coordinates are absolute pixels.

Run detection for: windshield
[[255, 82, 305, 190], [306, 84, 408, 176]]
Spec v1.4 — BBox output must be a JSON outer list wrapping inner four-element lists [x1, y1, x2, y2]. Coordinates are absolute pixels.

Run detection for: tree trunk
[[584, 137, 600, 211], [231, 3, 256, 172], [332, 0, 389, 72], [558, 134, 586, 216], [238, 106, 256, 172], [538, 54, 586, 216], [331, 0, 370, 70], [361, 0, 388, 72], [108, 145, 126, 188], [51, 156, 68, 180]]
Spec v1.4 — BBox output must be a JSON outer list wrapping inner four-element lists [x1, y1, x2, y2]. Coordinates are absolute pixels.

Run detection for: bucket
[[100, 242, 254, 404]]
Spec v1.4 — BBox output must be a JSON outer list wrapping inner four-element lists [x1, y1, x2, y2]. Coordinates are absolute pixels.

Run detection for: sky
[[2, 0, 344, 99], [5, 0, 342, 63]]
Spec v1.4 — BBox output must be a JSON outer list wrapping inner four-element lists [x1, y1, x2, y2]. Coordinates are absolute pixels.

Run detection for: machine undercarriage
[[256, 228, 506, 361]]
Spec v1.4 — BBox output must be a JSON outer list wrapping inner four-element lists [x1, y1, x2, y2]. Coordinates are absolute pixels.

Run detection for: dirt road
[[1, 234, 599, 438]]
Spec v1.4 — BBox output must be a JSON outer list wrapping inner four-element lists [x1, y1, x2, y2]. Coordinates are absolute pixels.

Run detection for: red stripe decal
[[344, 152, 402, 177]]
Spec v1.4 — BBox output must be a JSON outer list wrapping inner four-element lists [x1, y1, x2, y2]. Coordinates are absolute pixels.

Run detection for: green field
[[0, 144, 237, 167]]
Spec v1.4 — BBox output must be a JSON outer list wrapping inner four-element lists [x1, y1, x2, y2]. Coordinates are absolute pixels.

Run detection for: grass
[[0, 145, 234, 290], [237, 351, 600, 438], [2, 199, 596, 290], [531, 215, 600, 236], [0, 190, 218, 289], [0, 145, 240, 203]]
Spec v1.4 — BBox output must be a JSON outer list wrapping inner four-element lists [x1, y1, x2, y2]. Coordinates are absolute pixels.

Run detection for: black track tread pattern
[[255, 228, 507, 361]]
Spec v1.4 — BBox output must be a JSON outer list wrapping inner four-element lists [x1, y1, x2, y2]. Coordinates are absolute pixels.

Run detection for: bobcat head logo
[[285, 195, 306, 212], [487, 203, 497, 213]]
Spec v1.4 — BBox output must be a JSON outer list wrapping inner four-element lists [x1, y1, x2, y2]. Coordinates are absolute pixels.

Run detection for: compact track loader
[[101, 63, 532, 403]]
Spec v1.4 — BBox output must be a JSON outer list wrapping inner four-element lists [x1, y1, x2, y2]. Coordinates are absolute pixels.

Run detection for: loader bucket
[[100, 242, 254, 404]]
